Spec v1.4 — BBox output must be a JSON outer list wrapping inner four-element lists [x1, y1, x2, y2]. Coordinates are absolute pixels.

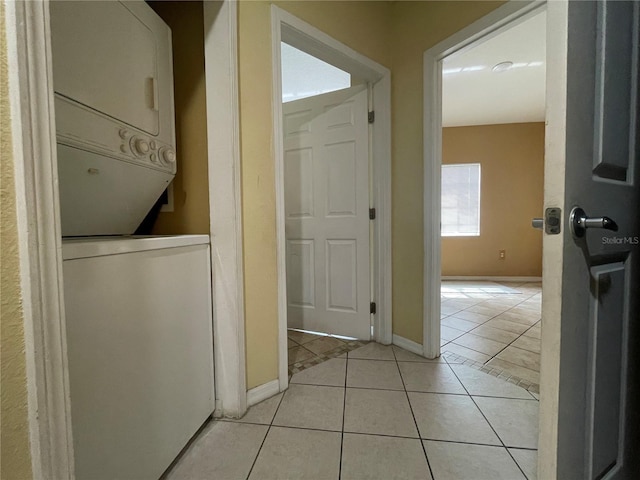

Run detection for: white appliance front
[[57, 144, 174, 236], [50, 0, 177, 236], [62, 236, 214, 480]]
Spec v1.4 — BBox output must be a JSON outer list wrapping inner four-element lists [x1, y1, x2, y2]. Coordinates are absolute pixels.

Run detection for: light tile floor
[[287, 329, 368, 376], [441, 281, 542, 388], [165, 343, 538, 480]]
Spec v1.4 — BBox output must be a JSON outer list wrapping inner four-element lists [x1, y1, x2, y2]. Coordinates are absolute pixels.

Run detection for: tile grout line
[[441, 286, 542, 378], [391, 346, 436, 480], [478, 322, 542, 370], [442, 352, 539, 396], [244, 387, 287, 480], [219, 418, 541, 450], [338, 349, 349, 479], [444, 357, 530, 479], [281, 380, 537, 402]]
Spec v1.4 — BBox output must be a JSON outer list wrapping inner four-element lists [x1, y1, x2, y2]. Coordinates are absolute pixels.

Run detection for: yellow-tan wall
[[149, 1, 210, 235], [238, 1, 507, 386], [239, 1, 393, 388], [441, 123, 544, 277], [389, 0, 504, 344], [1, 2, 34, 477]]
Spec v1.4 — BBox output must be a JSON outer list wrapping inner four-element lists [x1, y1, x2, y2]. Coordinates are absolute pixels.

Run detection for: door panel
[[326, 239, 358, 312], [285, 148, 314, 218], [587, 263, 626, 477], [545, 1, 640, 478], [283, 86, 370, 339], [286, 240, 315, 308], [326, 141, 358, 216], [592, 2, 636, 181]]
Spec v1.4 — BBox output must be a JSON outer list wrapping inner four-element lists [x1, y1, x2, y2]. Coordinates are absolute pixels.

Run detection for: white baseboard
[[392, 335, 423, 355], [247, 379, 280, 407], [441, 276, 542, 282]]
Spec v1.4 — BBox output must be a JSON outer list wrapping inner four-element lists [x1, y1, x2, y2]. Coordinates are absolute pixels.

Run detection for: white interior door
[[541, 1, 640, 478], [283, 85, 371, 339]]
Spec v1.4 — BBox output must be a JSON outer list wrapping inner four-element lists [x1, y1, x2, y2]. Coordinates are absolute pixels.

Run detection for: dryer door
[[50, 1, 172, 138]]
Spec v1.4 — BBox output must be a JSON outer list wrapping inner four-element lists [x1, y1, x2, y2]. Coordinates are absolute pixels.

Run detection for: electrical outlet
[[499, 250, 506, 260]]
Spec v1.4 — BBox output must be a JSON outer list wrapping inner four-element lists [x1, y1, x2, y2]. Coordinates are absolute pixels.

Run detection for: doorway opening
[[280, 42, 372, 373], [270, 6, 392, 394], [438, 9, 546, 393], [422, 1, 547, 475]]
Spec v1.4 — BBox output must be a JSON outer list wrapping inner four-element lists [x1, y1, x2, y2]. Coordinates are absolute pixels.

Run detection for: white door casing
[[422, 1, 545, 359], [283, 86, 371, 340], [272, 6, 392, 391], [540, 1, 640, 478]]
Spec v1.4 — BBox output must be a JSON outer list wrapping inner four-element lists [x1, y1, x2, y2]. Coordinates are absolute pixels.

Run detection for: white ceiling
[[442, 10, 546, 127]]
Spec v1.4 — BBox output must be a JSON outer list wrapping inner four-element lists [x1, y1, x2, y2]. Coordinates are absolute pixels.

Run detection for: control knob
[[131, 136, 150, 156], [160, 148, 176, 165]]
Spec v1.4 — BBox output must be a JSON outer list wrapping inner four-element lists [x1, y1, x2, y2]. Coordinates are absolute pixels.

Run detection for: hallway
[[165, 343, 538, 479]]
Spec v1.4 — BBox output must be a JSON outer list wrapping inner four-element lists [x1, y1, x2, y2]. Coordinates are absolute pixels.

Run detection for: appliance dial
[[160, 148, 176, 165], [131, 137, 150, 156]]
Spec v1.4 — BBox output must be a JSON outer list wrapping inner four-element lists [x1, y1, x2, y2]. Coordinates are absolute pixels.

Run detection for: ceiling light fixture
[[492, 61, 513, 73]]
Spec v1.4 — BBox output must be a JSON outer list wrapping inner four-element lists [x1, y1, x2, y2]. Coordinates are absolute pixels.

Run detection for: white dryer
[[50, 0, 177, 236]]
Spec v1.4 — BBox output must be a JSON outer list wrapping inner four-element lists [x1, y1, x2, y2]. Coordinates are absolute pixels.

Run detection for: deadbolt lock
[[545, 208, 561, 235]]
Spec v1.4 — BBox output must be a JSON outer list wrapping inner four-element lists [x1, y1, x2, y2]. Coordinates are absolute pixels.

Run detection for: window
[[441, 163, 481, 236], [281, 42, 351, 103]]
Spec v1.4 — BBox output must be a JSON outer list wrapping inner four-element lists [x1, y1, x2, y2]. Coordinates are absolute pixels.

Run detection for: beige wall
[[441, 123, 544, 277], [149, 1, 210, 235], [1, 2, 34, 477], [238, 1, 393, 388], [238, 1, 507, 386], [389, 0, 504, 344]]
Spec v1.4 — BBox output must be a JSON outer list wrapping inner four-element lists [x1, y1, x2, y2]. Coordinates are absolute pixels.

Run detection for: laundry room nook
[[49, 1, 216, 478]]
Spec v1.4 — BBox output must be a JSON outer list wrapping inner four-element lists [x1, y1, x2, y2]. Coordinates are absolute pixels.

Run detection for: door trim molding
[[422, 0, 545, 360], [392, 335, 423, 356], [247, 379, 281, 407], [6, 1, 74, 477], [271, 6, 392, 392], [203, 0, 247, 419]]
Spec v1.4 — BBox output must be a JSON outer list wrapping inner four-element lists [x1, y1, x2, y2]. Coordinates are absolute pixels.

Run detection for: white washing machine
[[62, 236, 215, 480]]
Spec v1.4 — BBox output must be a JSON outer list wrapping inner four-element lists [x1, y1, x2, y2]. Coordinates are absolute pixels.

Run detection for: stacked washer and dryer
[[51, 2, 215, 479]]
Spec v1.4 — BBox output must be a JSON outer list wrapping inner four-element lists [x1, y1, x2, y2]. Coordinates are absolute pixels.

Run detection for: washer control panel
[[115, 128, 176, 172], [55, 96, 177, 175], [117, 129, 176, 173]]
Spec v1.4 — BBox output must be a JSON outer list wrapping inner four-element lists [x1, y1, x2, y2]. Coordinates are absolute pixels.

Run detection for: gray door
[[543, 1, 640, 478]]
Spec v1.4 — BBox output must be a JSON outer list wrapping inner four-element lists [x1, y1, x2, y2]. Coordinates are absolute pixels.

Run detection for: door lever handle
[[570, 207, 618, 238], [531, 218, 544, 230]]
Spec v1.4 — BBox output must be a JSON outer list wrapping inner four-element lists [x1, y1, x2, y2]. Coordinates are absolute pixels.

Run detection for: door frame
[[202, 0, 247, 420], [5, 1, 74, 477], [422, 0, 551, 474], [421, 0, 545, 358], [6, 1, 244, 477], [271, 6, 392, 391]]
